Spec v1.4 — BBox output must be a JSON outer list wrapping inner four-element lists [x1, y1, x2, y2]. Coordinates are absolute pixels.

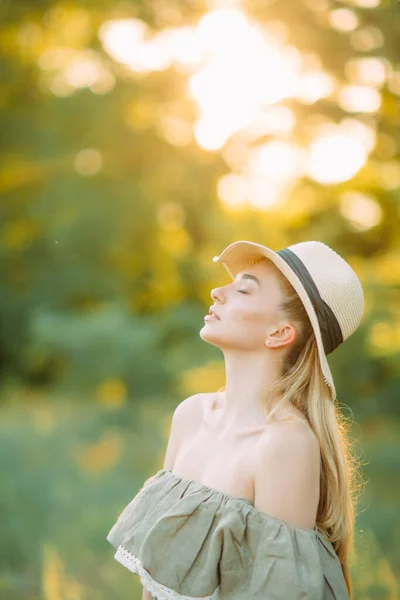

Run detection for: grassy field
[[0, 383, 399, 599]]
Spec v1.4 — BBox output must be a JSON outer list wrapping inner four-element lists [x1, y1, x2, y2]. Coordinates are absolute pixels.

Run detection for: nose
[[211, 286, 225, 303]]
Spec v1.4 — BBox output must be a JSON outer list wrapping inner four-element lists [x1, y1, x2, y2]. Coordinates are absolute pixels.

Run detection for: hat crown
[[287, 241, 364, 341]]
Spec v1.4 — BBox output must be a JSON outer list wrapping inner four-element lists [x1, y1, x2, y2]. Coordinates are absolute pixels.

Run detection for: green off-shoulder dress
[[106, 468, 350, 600]]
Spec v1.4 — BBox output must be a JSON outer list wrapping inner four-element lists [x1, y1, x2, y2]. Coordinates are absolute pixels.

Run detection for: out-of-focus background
[[0, 0, 399, 598]]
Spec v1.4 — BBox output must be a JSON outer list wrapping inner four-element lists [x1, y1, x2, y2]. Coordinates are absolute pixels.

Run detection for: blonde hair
[[219, 256, 364, 598]]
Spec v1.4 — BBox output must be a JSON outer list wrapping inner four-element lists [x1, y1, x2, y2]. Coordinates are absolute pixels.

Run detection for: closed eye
[[237, 289, 247, 294]]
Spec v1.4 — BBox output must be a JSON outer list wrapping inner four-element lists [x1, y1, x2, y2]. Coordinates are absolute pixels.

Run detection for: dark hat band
[[276, 248, 343, 355]]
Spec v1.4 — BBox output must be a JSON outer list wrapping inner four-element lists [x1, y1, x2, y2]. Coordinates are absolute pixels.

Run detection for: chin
[[199, 325, 223, 348]]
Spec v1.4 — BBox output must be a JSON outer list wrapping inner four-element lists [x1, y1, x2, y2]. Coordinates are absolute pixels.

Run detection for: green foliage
[[0, 0, 399, 597]]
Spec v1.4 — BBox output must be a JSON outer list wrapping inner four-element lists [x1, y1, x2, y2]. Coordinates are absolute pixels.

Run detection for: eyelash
[[237, 289, 247, 294]]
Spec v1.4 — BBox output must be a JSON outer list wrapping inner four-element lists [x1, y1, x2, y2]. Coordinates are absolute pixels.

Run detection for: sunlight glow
[[246, 106, 295, 138], [329, 9, 359, 32], [247, 181, 283, 209], [97, 6, 382, 193], [99, 20, 203, 74], [339, 191, 382, 230], [350, 0, 380, 7], [100, 10, 301, 151], [189, 9, 299, 149], [39, 46, 75, 70], [345, 57, 389, 87], [158, 115, 193, 146], [90, 70, 116, 95], [154, 26, 203, 68], [351, 27, 384, 52], [296, 71, 336, 104], [304, 0, 330, 12], [221, 140, 249, 170], [247, 141, 306, 185], [217, 173, 249, 208], [216, 140, 307, 211], [39, 48, 115, 96], [307, 131, 367, 184], [63, 50, 104, 88], [98, 19, 157, 72], [338, 84, 381, 113], [340, 118, 376, 151], [47, 75, 75, 97]]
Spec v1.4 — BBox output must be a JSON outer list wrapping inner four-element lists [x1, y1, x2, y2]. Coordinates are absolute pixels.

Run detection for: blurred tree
[[0, 0, 399, 596]]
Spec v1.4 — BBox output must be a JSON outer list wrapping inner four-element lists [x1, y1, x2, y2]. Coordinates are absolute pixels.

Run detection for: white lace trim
[[114, 545, 220, 600]]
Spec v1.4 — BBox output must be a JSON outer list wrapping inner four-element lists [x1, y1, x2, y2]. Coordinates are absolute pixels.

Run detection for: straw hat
[[212, 240, 365, 401]]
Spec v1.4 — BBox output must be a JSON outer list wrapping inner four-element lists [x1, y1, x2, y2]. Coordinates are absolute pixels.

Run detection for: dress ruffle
[[106, 469, 349, 600]]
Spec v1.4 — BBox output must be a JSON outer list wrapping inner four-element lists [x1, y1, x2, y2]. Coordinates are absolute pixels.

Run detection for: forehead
[[234, 258, 280, 287]]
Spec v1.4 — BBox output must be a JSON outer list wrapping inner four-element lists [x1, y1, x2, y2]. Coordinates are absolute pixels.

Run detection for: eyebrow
[[235, 274, 261, 287]]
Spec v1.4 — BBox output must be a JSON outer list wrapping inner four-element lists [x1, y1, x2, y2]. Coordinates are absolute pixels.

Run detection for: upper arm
[[253, 424, 321, 529], [163, 393, 204, 470]]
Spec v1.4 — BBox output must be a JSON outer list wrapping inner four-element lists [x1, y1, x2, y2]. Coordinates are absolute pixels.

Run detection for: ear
[[265, 324, 296, 348]]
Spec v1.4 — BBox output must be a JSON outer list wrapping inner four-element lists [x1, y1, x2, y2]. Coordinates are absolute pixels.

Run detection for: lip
[[208, 307, 221, 320], [204, 314, 220, 321]]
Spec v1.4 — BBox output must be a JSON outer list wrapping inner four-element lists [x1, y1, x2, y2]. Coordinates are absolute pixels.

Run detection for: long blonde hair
[[220, 256, 364, 598]]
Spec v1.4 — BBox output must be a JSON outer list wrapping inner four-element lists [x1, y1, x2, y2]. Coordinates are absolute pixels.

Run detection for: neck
[[217, 349, 285, 429]]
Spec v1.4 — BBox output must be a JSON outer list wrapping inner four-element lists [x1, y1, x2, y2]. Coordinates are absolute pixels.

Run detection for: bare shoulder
[[257, 419, 320, 458], [163, 393, 206, 470], [253, 420, 321, 528], [173, 392, 207, 426], [253, 418, 321, 492]]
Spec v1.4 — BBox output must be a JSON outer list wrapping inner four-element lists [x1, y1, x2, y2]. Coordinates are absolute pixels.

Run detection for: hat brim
[[213, 240, 336, 402]]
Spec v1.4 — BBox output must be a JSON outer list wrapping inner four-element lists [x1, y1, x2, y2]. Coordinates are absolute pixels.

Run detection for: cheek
[[229, 305, 270, 329], [224, 307, 270, 349]]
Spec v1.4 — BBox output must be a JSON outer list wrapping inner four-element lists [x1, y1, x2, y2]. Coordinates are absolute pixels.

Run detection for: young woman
[[107, 239, 365, 600]]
